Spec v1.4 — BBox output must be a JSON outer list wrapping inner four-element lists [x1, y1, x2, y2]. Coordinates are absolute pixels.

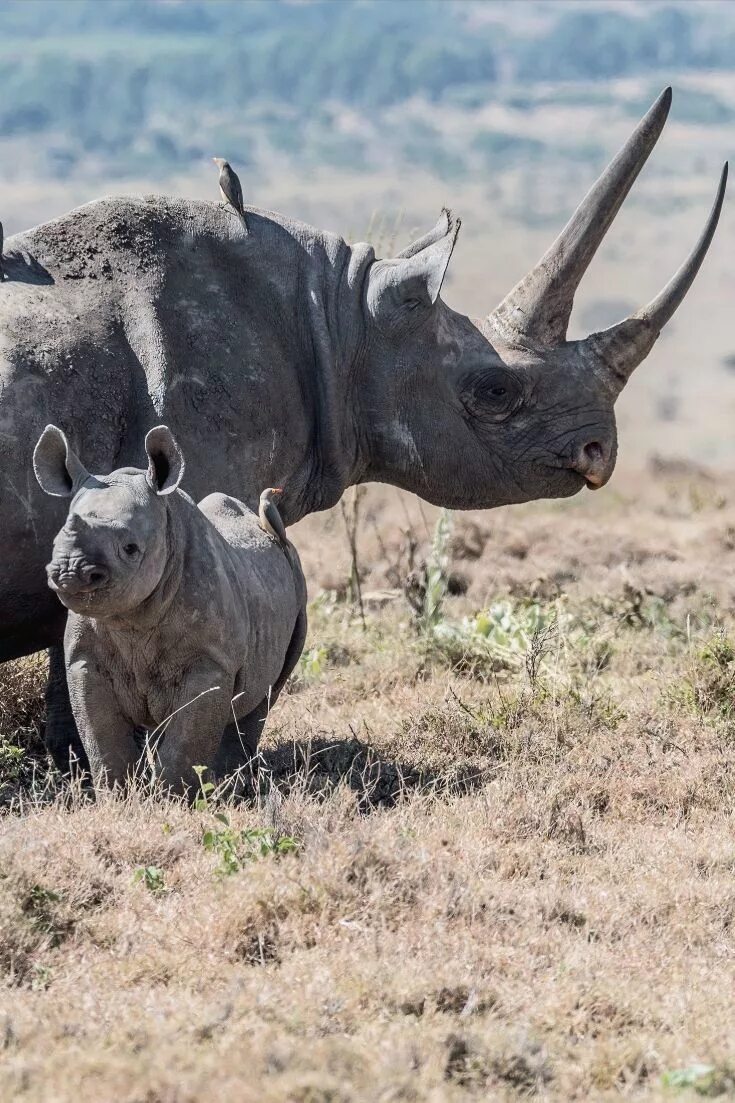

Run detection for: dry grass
[[3, 466, 735, 1100]]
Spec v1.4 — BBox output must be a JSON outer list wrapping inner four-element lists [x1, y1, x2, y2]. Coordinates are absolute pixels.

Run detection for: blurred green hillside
[[0, 0, 733, 182], [0, 3, 732, 474]]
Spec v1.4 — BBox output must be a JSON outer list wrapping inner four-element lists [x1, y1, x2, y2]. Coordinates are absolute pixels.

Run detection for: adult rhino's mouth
[[540, 461, 588, 494], [544, 455, 611, 492]]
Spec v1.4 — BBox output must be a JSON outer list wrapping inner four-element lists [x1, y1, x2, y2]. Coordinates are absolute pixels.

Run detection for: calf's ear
[[33, 425, 90, 497], [144, 425, 185, 496]]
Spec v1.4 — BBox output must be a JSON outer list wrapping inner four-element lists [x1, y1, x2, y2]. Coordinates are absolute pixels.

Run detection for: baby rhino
[[33, 424, 307, 794]]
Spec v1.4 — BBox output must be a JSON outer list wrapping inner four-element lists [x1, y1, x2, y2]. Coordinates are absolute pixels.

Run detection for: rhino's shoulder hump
[[8, 193, 345, 277], [199, 491, 255, 520], [9, 195, 224, 282], [198, 492, 265, 549]]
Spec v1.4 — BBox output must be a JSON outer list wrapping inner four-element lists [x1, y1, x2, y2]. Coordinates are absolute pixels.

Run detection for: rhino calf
[[33, 424, 307, 794]]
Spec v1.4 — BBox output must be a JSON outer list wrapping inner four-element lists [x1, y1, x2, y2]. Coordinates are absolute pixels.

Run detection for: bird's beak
[[273, 487, 283, 495]]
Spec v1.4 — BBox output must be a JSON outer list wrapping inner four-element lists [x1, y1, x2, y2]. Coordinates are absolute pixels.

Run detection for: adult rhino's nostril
[[570, 439, 610, 489], [583, 441, 603, 466]]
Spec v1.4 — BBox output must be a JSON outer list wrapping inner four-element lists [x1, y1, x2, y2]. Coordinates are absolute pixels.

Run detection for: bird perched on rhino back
[[212, 157, 246, 224], [259, 487, 288, 550]]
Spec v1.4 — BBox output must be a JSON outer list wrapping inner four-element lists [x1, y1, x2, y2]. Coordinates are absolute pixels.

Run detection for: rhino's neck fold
[[280, 240, 374, 523]]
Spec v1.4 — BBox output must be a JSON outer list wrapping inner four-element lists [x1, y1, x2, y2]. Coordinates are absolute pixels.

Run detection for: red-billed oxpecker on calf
[[32, 424, 308, 794], [259, 487, 288, 550], [0, 88, 726, 777]]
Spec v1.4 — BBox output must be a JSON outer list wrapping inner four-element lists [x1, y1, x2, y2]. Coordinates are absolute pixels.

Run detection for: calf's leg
[[66, 658, 138, 788], [154, 669, 231, 797], [215, 706, 266, 777], [214, 608, 308, 776], [45, 645, 89, 775]]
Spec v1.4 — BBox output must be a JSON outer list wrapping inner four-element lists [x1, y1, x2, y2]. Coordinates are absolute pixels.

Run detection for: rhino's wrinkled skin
[[0, 90, 726, 771], [33, 424, 307, 792]]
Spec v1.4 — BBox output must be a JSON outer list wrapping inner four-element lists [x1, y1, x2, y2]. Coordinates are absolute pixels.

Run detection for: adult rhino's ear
[[144, 425, 185, 496], [396, 208, 454, 260], [33, 425, 90, 497], [367, 211, 461, 329]]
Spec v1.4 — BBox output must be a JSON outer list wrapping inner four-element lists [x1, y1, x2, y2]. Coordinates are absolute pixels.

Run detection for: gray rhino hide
[[36, 426, 307, 793], [0, 90, 726, 672]]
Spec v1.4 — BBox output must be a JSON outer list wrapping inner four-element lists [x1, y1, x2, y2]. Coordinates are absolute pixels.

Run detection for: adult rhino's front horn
[[488, 86, 728, 395]]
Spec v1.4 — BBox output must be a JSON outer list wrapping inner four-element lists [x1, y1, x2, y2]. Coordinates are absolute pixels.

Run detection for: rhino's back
[[198, 492, 268, 552], [197, 490, 304, 600], [192, 491, 304, 713], [0, 194, 339, 529], [3, 192, 342, 291]]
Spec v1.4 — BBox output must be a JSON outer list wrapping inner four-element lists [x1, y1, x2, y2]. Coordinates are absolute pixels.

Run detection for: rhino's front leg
[[45, 645, 90, 777], [154, 667, 231, 797], [66, 656, 139, 788]]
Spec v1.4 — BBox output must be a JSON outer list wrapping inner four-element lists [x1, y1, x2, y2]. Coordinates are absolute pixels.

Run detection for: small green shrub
[[192, 766, 299, 876], [429, 600, 565, 676], [0, 740, 26, 784], [675, 630, 735, 723], [133, 866, 166, 894], [418, 508, 454, 634], [299, 645, 329, 681], [661, 1062, 735, 1094], [202, 816, 299, 877]]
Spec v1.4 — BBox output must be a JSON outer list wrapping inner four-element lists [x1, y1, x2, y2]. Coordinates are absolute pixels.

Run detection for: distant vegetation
[[0, 0, 733, 181]]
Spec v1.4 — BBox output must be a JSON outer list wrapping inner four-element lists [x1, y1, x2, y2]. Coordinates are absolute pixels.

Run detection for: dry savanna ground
[[2, 463, 735, 1101]]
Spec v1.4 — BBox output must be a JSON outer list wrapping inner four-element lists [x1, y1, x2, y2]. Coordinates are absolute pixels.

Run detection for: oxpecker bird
[[259, 487, 288, 549], [212, 157, 245, 219]]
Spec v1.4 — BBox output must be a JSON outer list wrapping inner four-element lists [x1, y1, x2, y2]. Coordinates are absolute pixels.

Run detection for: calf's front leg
[[153, 667, 232, 797], [66, 656, 139, 788]]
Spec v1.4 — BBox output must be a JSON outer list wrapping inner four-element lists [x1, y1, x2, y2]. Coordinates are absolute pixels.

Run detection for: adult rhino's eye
[[461, 369, 521, 422], [123, 543, 139, 557]]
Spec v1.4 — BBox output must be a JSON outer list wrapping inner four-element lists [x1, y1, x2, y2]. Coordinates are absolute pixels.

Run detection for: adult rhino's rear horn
[[584, 161, 728, 391], [489, 87, 674, 348]]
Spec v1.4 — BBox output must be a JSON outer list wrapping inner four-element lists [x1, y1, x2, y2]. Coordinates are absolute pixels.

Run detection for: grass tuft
[[3, 478, 735, 1099]]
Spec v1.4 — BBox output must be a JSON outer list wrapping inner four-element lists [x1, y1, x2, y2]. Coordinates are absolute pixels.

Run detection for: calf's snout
[[47, 558, 110, 595]]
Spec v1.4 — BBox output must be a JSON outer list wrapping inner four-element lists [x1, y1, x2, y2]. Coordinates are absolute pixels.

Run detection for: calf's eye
[[123, 543, 139, 557]]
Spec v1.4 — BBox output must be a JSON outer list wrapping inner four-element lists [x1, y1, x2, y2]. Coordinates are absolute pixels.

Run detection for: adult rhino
[[0, 88, 726, 771]]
